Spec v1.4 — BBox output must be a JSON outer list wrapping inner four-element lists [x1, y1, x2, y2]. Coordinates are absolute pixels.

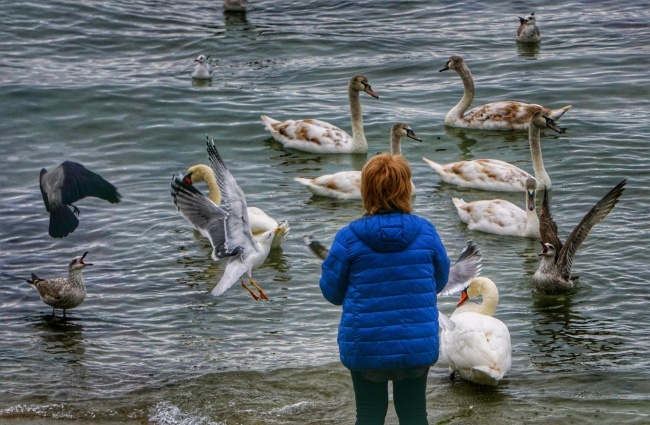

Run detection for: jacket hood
[[349, 213, 421, 253]]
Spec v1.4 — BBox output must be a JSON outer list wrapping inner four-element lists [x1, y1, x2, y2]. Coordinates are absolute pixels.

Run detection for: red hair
[[361, 153, 412, 214]]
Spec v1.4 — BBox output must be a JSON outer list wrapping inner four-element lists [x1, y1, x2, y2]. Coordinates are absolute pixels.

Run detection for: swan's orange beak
[[457, 290, 469, 307]]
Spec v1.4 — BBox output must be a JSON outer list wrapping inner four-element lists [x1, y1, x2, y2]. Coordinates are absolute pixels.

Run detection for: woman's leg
[[393, 369, 429, 425], [350, 371, 389, 425]]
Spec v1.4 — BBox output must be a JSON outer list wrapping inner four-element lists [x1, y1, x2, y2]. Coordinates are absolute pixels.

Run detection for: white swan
[[182, 164, 289, 248], [191, 55, 212, 80], [517, 12, 541, 43], [260, 75, 378, 153], [452, 177, 540, 238], [440, 277, 512, 386], [440, 56, 571, 130], [293, 123, 421, 200], [423, 111, 561, 192], [533, 180, 627, 294]]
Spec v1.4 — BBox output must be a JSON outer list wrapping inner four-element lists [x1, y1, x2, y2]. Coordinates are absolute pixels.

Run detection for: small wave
[[149, 402, 225, 425]]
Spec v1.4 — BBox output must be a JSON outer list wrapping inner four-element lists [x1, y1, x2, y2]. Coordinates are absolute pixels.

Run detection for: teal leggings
[[350, 369, 429, 425]]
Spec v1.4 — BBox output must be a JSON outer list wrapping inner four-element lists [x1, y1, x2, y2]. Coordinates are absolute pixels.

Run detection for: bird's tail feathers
[[49, 205, 79, 238]]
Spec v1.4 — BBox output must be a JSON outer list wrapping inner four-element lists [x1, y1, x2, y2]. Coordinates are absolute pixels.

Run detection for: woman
[[320, 153, 450, 425]]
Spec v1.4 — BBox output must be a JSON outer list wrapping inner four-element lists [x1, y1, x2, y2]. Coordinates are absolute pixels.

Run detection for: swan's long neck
[[349, 88, 367, 152], [474, 278, 499, 316], [529, 124, 550, 189], [447, 63, 475, 123], [390, 133, 403, 155], [524, 194, 540, 237], [197, 167, 221, 205]]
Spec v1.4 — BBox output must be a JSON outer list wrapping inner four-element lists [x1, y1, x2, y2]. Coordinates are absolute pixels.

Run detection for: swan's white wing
[[170, 175, 227, 260], [441, 241, 481, 296], [211, 257, 250, 297], [206, 137, 258, 259]]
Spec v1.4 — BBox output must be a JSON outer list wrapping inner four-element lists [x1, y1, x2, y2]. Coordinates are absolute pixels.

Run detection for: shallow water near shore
[[1, 1, 649, 424]]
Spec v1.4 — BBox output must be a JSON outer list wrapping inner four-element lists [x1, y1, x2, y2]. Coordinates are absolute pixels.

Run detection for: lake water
[[1, 1, 649, 424]]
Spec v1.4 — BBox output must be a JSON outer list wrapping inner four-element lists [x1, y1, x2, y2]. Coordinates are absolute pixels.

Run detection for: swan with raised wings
[[261, 75, 378, 153], [424, 112, 560, 192], [439, 276, 512, 386], [440, 56, 571, 130], [293, 123, 421, 200], [453, 177, 540, 238], [533, 180, 626, 294], [182, 164, 289, 249]]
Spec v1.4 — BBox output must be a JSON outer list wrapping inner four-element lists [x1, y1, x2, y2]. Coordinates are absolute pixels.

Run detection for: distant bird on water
[[25, 252, 93, 318], [517, 12, 541, 43], [39, 161, 121, 238], [224, 0, 248, 13], [192, 54, 213, 80]]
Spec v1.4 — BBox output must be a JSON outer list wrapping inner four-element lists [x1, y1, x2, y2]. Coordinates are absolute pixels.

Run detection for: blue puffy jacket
[[320, 211, 450, 371]]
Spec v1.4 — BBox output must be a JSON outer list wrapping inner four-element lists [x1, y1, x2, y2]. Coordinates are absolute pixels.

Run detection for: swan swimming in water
[[440, 276, 512, 386], [440, 55, 571, 130], [533, 180, 627, 294], [423, 111, 561, 192], [452, 177, 541, 238], [293, 122, 421, 200], [261, 75, 378, 153]]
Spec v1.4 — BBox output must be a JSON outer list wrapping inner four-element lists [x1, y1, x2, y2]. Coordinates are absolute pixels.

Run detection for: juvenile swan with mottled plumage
[[261, 75, 378, 153], [25, 252, 93, 318], [440, 56, 571, 130]]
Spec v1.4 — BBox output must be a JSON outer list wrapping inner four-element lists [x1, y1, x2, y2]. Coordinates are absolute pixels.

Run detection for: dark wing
[[304, 234, 330, 260], [39, 169, 51, 211], [557, 180, 626, 277], [60, 161, 121, 205], [206, 137, 257, 259], [539, 188, 563, 259], [170, 174, 229, 261], [440, 240, 482, 296]]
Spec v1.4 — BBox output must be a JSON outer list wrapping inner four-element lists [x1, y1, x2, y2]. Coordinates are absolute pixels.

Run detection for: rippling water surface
[[1, 1, 649, 424]]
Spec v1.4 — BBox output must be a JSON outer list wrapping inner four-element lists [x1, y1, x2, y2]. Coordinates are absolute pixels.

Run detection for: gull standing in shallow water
[[439, 55, 571, 130], [260, 75, 378, 153], [533, 180, 627, 294], [25, 252, 93, 318], [171, 137, 280, 300], [293, 122, 422, 200], [191, 55, 212, 80], [517, 12, 541, 43], [423, 111, 561, 192], [39, 161, 121, 238]]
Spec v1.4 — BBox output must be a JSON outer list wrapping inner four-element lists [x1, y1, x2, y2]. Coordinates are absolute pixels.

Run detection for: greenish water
[[1, 1, 648, 423]]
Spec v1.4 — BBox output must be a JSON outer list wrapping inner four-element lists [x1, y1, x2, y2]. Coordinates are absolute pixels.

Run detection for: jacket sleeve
[[430, 225, 451, 294], [319, 229, 351, 306]]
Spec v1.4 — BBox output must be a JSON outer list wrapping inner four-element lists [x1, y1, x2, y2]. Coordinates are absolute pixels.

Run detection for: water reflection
[[516, 41, 541, 58], [191, 78, 212, 88], [31, 318, 86, 360]]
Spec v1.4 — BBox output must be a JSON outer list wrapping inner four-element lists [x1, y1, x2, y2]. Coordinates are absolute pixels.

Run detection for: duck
[[452, 177, 540, 238], [181, 164, 289, 249], [439, 56, 571, 130], [260, 75, 378, 153], [39, 161, 122, 238], [439, 276, 512, 386], [293, 122, 421, 200], [25, 252, 93, 318], [172, 138, 281, 300], [191, 55, 213, 80], [517, 12, 541, 43], [533, 180, 627, 294], [224, 0, 248, 12], [423, 111, 561, 192]]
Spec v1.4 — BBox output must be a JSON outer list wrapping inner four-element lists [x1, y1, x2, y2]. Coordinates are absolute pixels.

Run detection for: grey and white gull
[[191, 55, 213, 80], [517, 12, 541, 43], [533, 180, 627, 294], [171, 137, 280, 300]]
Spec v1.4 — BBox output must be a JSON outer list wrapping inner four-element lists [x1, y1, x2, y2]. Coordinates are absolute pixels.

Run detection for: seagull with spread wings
[[171, 137, 280, 300], [533, 180, 627, 294]]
